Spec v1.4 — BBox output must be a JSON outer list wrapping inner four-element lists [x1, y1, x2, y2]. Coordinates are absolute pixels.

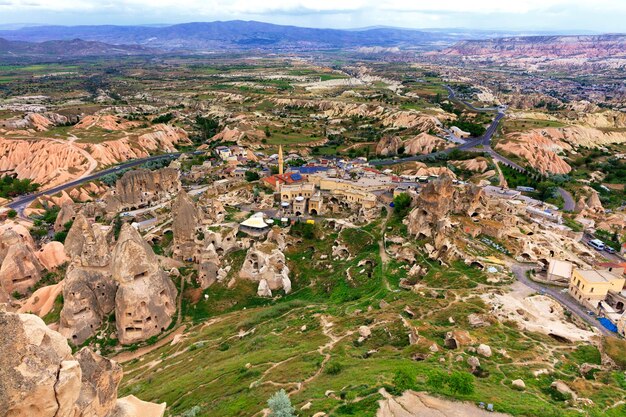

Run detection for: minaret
[[278, 145, 284, 175]]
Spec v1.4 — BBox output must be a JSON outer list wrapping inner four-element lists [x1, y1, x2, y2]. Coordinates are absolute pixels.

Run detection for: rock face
[[0, 311, 165, 417], [54, 201, 77, 232], [109, 167, 180, 211], [59, 268, 118, 345], [376, 135, 402, 156], [37, 241, 69, 270], [403, 132, 451, 155], [64, 213, 111, 268], [112, 223, 177, 345], [171, 190, 199, 261], [239, 242, 291, 297], [0, 311, 81, 417], [198, 190, 226, 224], [406, 175, 485, 260], [0, 242, 43, 295]]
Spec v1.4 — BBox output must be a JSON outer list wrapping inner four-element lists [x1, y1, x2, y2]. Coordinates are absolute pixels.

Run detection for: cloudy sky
[[0, 0, 624, 32]]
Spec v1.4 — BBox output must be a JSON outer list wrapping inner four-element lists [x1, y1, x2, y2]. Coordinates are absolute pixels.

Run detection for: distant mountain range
[[0, 38, 155, 57], [0, 20, 544, 52], [441, 34, 626, 59]]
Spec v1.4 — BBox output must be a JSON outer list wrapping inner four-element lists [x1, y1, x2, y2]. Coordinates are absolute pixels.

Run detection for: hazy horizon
[[0, 0, 624, 33]]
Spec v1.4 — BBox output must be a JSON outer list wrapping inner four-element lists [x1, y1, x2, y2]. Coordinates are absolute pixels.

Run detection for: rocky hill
[[442, 34, 626, 59], [0, 37, 155, 57]]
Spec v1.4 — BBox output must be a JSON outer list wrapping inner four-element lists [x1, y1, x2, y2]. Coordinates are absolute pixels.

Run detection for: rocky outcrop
[[239, 242, 291, 297], [59, 268, 118, 345], [0, 136, 91, 188], [109, 167, 180, 210], [112, 224, 177, 345], [198, 190, 226, 224], [496, 132, 572, 175], [64, 213, 111, 268], [0, 242, 43, 295], [54, 201, 77, 232], [376, 135, 402, 156], [0, 311, 165, 417], [403, 132, 451, 155], [171, 190, 199, 261], [406, 175, 485, 261], [37, 241, 69, 270]]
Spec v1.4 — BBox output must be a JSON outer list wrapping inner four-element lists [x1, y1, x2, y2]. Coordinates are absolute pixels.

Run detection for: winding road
[[371, 85, 506, 166], [6, 152, 184, 217]]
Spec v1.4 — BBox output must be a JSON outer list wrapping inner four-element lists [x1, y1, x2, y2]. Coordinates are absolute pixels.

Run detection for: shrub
[[7, 209, 17, 218], [448, 371, 474, 395], [392, 369, 416, 394], [325, 361, 343, 375], [267, 389, 295, 417], [245, 170, 260, 182], [426, 369, 448, 390]]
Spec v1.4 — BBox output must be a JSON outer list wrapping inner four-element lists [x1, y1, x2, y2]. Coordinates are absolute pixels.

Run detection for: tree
[[393, 192, 412, 219], [195, 116, 219, 141], [448, 371, 474, 395], [7, 209, 17, 218], [245, 170, 260, 182], [267, 389, 295, 417], [264, 126, 272, 138]]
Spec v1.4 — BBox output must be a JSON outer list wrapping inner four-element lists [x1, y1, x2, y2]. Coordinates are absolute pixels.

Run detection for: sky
[[0, 0, 625, 32]]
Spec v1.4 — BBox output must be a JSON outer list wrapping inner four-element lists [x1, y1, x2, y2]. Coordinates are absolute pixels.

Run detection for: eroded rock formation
[[239, 242, 291, 297], [112, 223, 177, 345], [0, 310, 165, 417], [107, 167, 180, 212]]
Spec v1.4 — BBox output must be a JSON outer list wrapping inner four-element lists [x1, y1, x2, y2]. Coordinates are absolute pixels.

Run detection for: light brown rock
[[112, 224, 177, 345]]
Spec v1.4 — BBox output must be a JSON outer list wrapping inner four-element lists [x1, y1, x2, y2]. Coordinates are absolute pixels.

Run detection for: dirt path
[[493, 160, 508, 188], [112, 325, 187, 363]]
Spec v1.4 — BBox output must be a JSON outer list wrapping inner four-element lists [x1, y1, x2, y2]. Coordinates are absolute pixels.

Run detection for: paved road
[[511, 263, 613, 337], [558, 187, 576, 212], [6, 152, 184, 217], [371, 86, 505, 167]]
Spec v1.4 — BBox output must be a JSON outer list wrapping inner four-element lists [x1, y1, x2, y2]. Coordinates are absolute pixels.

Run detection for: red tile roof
[[262, 172, 305, 189]]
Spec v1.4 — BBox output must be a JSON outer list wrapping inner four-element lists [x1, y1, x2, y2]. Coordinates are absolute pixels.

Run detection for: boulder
[[0, 311, 164, 417], [359, 325, 372, 338], [257, 279, 272, 297], [0, 311, 82, 417], [551, 380, 577, 400], [112, 224, 177, 345], [74, 347, 123, 417], [477, 343, 492, 358], [467, 356, 481, 370], [512, 379, 526, 389]]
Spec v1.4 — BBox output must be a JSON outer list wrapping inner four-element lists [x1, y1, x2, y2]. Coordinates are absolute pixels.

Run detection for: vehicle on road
[[588, 239, 605, 251], [605, 246, 616, 254]]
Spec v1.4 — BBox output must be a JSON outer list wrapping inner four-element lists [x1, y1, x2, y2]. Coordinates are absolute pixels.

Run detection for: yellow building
[[569, 268, 626, 310]]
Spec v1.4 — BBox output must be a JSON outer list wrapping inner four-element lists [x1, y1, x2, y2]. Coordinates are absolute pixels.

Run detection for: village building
[[569, 268, 625, 310]]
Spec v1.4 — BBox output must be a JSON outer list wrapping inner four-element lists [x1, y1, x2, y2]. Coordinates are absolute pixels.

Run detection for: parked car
[[605, 246, 616, 254]]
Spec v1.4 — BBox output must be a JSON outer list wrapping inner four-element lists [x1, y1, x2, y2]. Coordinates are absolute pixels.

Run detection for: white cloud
[[0, 0, 625, 31]]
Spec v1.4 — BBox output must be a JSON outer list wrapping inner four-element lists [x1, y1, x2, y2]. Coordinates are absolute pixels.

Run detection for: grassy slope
[[119, 221, 626, 417]]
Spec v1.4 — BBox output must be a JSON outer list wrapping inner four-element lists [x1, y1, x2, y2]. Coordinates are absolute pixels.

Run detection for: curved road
[[511, 263, 612, 337], [371, 85, 505, 166], [6, 152, 186, 217]]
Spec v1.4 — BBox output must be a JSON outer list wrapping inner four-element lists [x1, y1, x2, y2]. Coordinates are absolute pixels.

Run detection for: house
[[262, 172, 305, 190], [569, 268, 626, 311], [547, 259, 573, 283]]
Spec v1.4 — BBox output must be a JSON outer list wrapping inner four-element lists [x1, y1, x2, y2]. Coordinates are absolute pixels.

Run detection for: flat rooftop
[[576, 269, 622, 283]]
